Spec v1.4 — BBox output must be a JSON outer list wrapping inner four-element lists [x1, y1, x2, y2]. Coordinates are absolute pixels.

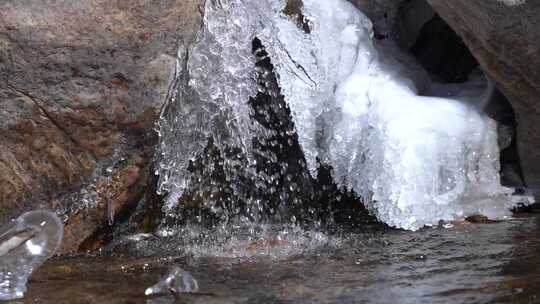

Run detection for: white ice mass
[[155, 0, 533, 230]]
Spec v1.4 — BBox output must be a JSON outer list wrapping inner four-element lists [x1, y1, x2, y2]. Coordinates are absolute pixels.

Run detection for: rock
[[410, 15, 478, 83], [348, 0, 403, 39], [426, 0, 540, 195], [0, 0, 202, 252], [465, 214, 499, 224], [348, 0, 434, 44], [392, 0, 435, 49], [348, 0, 402, 20]]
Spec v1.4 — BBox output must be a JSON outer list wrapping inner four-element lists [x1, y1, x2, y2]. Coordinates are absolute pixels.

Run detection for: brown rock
[[0, 0, 202, 252], [60, 155, 147, 254]]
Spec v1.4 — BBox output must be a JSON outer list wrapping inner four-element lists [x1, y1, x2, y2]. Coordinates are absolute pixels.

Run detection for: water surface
[[24, 213, 540, 304]]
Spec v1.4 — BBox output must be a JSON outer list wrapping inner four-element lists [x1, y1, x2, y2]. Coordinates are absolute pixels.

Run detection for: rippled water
[[25, 212, 540, 304]]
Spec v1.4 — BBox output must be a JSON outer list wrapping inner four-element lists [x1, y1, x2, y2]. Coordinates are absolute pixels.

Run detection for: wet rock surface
[[0, 0, 202, 251], [426, 0, 540, 196]]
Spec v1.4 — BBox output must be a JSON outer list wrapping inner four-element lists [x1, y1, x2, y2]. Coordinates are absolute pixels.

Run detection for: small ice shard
[[0, 210, 63, 300], [145, 266, 199, 296]]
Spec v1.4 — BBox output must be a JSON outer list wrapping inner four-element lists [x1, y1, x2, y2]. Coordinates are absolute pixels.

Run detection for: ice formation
[[155, 0, 275, 212], [0, 210, 63, 300], [155, 0, 312, 224], [155, 0, 532, 230], [145, 266, 199, 296]]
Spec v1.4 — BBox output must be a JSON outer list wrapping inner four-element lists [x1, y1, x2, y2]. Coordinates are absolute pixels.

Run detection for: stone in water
[[0, 210, 63, 300]]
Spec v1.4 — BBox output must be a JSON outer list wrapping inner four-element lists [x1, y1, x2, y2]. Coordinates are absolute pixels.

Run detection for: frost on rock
[[145, 266, 199, 296], [0, 210, 63, 300], [155, 0, 532, 230]]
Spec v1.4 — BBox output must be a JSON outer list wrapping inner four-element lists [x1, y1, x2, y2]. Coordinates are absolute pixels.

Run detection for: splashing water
[[107, 221, 342, 262], [0, 210, 63, 300], [149, 224, 341, 259], [155, 0, 533, 231]]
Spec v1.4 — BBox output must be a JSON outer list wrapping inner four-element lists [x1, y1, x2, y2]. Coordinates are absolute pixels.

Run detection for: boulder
[[0, 0, 202, 252]]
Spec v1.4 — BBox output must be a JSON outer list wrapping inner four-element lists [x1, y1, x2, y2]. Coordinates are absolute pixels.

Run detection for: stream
[[25, 212, 540, 304]]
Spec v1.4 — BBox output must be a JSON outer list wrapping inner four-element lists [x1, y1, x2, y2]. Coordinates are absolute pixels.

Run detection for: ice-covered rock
[[274, 0, 528, 230], [155, 0, 532, 230], [0, 210, 63, 300]]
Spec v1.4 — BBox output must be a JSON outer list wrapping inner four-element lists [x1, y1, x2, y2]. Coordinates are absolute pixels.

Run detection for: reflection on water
[[25, 213, 540, 304]]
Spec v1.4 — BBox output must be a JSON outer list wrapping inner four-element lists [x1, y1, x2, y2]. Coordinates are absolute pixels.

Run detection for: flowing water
[[23, 212, 540, 304]]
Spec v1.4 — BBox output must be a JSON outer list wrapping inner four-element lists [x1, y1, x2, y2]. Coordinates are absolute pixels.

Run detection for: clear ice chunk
[[0, 210, 63, 300], [145, 266, 199, 296]]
